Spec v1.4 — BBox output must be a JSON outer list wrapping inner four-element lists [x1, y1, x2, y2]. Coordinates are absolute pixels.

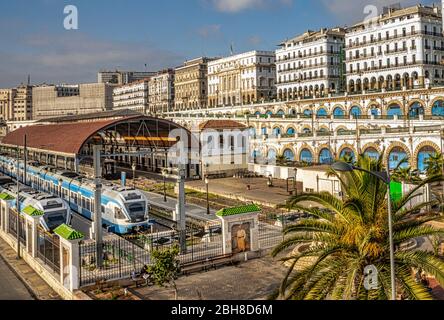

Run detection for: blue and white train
[[0, 181, 72, 232], [0, 155, 152, 234]]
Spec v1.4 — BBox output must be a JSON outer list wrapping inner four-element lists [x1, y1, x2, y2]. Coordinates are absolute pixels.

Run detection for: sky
[[0, 0, 438, 87]]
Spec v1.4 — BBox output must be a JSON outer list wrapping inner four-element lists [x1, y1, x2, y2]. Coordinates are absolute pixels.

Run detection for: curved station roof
[[1, 115, 192, 157]]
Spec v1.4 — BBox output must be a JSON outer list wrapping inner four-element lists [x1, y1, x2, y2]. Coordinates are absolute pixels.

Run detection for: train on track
[[0, 177, 72, 232], [0, 155, 152, 234]]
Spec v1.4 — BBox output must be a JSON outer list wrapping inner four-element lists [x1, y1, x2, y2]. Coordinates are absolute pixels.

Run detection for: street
[[0, 256, 34, 300]]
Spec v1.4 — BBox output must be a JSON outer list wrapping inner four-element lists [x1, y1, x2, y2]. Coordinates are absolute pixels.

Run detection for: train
[[0, 155, 152, 234], [0, 178, 72, 232]]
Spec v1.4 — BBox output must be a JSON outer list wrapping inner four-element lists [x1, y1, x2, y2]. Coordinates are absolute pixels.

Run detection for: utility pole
[[93, 145, 103, 268], [23, 135, 27, 186], [16, 146, 20, 259], [176, 165, 187, 254]]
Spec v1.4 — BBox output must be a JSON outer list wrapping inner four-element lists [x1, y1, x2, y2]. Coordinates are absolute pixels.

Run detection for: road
[[0, 256, 34, 300]]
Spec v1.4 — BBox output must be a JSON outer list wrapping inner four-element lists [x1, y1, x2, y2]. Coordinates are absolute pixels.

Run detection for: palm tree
[[272, 155, 444, 300], [276, 154, 287, 166], [391, 166, 421, 184], [425, 153, 443, 178]]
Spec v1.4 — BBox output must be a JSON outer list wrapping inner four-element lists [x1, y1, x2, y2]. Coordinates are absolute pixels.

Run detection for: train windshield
[[44, 210, 67, 231], [125, 202, 146, 223]]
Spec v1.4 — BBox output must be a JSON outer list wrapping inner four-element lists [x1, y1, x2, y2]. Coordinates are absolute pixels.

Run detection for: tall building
[[32, 83, 115, 120], [276, 28, 346, 100], [174, 57, 217, 111], [98, 70, 156, 85], [207, 51, 276, 108], [113, 79, 150, 114], [345, 4, 444, 93], [148, 69, 175, 114], [0, 85, 33, 121]]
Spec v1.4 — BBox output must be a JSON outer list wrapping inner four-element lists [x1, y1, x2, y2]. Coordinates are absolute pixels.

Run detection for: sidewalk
[[0, 238, 61, 300]]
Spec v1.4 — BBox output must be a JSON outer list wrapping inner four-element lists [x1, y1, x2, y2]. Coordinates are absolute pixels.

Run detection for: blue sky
[[0, 0, 437, 87]]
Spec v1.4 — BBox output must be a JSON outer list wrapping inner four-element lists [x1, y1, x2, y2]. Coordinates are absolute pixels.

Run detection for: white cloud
[[0, 32, 184, 87], [209, 0, 293, 13], [248, 35, 262, 45], [197, 24, 222, 38]]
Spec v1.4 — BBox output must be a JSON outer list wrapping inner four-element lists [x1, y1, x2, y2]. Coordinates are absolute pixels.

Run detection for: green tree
[[391, 166, 421, 184], [272, 155, 444, 300], [147, 245, 181, 300], [276, 154, 287, 166], [425, 153, 443, 178]]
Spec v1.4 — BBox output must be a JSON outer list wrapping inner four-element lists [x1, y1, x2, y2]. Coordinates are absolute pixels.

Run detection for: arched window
[[254, 111, 261, 116], [248, 127, 256, 137], [300, 149, 313, 163], [319, 148, 333, 164], [267, 149, 277, 161], [272, 127, 282, 136], [388, 147, 408, 170], [339, 148, 355, 162], [408, 102, 424, 119], [302, 127, 312, 134], [369, 105, 381, 116], [363, 147, 379, 160], [350, 106, 361, 117], [417, 146, 437, 172], [333, 107, 345, 118], [303, 109, 312, 117], [286, 127, 295, 135], [317, 108, 328, 117], [387, 104, 402, 117], [266, 110, 273, 116], [261, 127, 267, 135], [283, 149, 295, 161], [432, 100, 444, 116], [276, 110, 285, 116]]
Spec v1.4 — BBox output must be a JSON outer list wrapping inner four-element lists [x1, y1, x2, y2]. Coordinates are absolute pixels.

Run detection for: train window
[[114, 208, 126, 220], [81, 197, 86, 208], [101, 205, 105, 213], [86, 198, 91, 211]]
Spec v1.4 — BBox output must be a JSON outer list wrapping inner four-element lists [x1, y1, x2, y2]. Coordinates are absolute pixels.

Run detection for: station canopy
[[1, 114, 193, 157]]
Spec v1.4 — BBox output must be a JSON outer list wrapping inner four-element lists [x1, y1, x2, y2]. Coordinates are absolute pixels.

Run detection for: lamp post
[[131, 163, 136, 188], [331, 161, 396, 300], [16, 146, 20, 260], [205, 176, 210, 215], [162, 168, 168, 202]]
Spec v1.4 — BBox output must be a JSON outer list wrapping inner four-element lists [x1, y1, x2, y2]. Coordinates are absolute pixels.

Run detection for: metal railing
[[37, 227, 60, 275], [78, 223, 225, 287]]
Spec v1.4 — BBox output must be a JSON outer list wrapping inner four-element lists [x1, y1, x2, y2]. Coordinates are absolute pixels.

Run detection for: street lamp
[[205, 176, 210, 215], [131, 163, 136, 188], [162, 168, 168, 202], [331, 161, 396, 300]]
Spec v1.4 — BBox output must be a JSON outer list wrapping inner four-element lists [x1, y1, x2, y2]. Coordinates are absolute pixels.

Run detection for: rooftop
[[198, 120, 246, 131]]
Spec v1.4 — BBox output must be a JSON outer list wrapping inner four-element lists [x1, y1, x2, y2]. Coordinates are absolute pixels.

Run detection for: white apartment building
[[207, 50, 276, 107], [346, 4, 444, 94], [113, 79, 149, 114], [148, 69, 175, 114], [276, 28, 346, 100]]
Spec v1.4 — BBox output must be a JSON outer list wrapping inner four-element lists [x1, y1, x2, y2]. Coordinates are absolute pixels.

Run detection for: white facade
[[207, 50, 276, 107], [113, 79, 149, 114], [276, 28, 345, 100], [148, 70, 175, 114], [345, 4, 444, 93]]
